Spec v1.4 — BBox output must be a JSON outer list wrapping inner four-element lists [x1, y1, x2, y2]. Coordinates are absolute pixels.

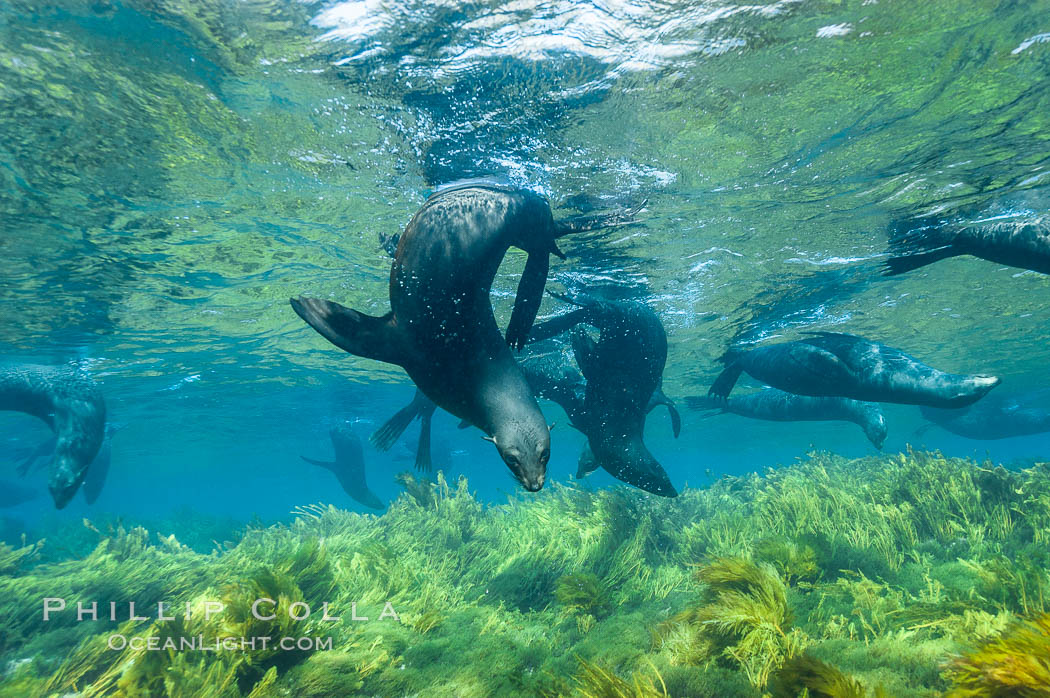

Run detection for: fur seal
[[302, 424, 384, 510], [884, 213, 1050, 276], [0, 364, 106, 508], [16, 424, 118, 504], [524, 295, 681, 496], [708, 332, 1000, 408], [687, 389, 887, 449], [292, 182, 640, 491], [919, 392, 1050, 440]]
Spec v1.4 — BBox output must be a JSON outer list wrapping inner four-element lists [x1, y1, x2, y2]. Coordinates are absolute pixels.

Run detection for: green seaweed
[[1, 451, 1049, 696]]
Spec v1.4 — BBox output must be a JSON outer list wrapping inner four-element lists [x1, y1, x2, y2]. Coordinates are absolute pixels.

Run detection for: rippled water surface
[[2, 0, 1050, 520]]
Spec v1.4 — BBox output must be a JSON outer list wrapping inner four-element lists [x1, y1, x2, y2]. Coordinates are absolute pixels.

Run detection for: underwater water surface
[[2, 0, 1050, 695]]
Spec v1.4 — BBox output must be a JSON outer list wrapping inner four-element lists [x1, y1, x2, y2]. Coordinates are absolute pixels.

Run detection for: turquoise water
[[2, 2, 1050, 693], [2, 0, 1050, 520]]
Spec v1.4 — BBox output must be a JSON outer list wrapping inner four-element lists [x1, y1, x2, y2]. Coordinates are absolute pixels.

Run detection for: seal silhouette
[[0, 364, 106, 508], [302, 424, 384, 510], [292, 182, 641, 491], [687, 389, 887, 449], [708, 332, 1000, 408], [919, 391, 1050, 440]]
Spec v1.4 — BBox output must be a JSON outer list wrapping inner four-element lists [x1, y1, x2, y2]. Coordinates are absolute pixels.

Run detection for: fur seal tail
[[291, 297, 408, 365]]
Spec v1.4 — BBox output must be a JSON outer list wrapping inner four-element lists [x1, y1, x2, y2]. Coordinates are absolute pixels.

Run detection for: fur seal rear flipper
[[302, 425, 384, 510], [295, 184, 642, 491], [371, 389, 437, 472], [883, 213, 1050, 276], [708, 332, 999, 408], [687, 389, 887, 449], [0, 364, 106, 508]]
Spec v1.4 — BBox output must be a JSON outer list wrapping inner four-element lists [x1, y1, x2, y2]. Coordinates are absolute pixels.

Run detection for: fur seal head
[[860, 405, 888, 449], [943, 375, 1001, 407], [487, 417, 550, 492]]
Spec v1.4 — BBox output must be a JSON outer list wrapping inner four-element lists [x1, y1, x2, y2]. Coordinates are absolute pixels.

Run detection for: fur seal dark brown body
[[525, 295, 681, 496], [292, 184, 566, 490], [709, 333, 999, 408]]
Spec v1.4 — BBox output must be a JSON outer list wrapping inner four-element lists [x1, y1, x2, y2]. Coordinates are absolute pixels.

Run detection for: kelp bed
[[2, 450, 1050, 697]]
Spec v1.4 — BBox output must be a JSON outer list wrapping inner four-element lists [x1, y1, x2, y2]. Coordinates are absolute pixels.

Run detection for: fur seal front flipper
[[0, 364, 106, 509], [289, 301, 412, 367], [506, 252, 553, 351]]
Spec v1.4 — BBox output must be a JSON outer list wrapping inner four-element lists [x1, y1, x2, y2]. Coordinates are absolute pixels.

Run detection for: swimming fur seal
[[708, 332, 1000, 408], [687, 389, 887, 449], [883, 213, 1050, 276], [16, 424, 118, 504], [525, 294, 681, 496], [0, 364, 106, 508], [302, 424, 384, 510], [292, 182, 641, 491], [918, 392, 1050, 440], [517, 349, 680, 496]]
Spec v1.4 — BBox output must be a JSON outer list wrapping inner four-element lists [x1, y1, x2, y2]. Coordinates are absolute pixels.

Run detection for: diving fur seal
[[919, 391, 1050, 440], [884, 213, 1050, 276], [708, 332, 1000, 408], [687, 389, 887, 449], [0, 364, 106, 508], [302, 424, 384, 510], [524, 295, 681, 496], [292, 182, 641, 491], [16, 424, 118, 504]]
